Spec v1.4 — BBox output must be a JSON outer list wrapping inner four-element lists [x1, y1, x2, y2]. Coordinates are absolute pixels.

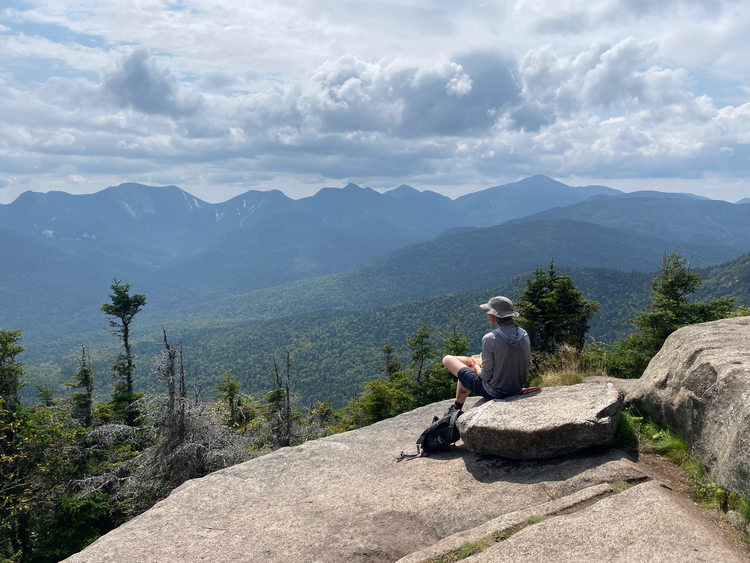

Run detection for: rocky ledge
[[64, 394, 747, 563]]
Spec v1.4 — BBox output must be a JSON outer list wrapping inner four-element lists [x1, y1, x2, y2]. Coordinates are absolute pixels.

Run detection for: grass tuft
[[613, 407, 639, 450], [457, 538, 491, 558], [611, 480, 630, 493], [529, 344, 606, 388]]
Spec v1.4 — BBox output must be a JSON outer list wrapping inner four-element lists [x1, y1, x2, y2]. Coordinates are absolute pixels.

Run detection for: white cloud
[[446, 73, 473, 97], [0, 1, 749, 204], [69, 174, 86, 183]]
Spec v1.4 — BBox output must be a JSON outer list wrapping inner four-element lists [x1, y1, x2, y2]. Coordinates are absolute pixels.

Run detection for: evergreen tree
[[517, 261, 600, 353], [214, 370, 242, 425], [66, 346, 95, 426], [0, 328, 25, 410], [378, 342, 402, 377], [605, 251, 738, 377], [415, 316, 469, 406], [406, 325, 438, 383], [101, 279, 146, 425]]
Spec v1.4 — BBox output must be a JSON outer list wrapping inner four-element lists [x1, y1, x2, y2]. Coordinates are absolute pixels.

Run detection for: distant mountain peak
[[736, 197, 750, 204]]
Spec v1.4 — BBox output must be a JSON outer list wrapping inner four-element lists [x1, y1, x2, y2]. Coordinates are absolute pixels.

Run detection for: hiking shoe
[[443, 404, 463, 417]]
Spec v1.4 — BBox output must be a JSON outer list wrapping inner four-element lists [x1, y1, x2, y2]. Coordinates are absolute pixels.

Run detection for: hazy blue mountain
[[737, 197, 750, 204], [587, 190, 711, 201], [453, 175, 624, 227], [509, 196, 750, 256], [2, 176, 629, 338]]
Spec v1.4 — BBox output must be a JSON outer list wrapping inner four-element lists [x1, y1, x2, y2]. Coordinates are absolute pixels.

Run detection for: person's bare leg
[[455, 380, 470, 404], [442, 355, 478, 374], [443, 355, 478, 411]]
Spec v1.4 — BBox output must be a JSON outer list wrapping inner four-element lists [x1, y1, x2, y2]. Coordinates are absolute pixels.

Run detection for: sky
[[1, 0, 749, 204]]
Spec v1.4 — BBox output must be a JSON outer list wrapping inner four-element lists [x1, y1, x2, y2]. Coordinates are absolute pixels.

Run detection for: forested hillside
[[511, 195, 750, 256], [144, 218, 737, 329], [21, 254, 750, 408]]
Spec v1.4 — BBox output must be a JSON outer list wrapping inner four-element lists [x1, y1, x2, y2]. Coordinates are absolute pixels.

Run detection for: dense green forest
[[19, 266, 652, 407], [18, 253, 750, 408]]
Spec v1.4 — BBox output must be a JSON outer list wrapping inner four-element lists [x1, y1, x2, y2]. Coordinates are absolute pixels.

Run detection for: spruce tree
[[517, 261, 599, 353], [607, 251, 737, 377], [101, 278, 146, 425], [66, 346, 95, 426]]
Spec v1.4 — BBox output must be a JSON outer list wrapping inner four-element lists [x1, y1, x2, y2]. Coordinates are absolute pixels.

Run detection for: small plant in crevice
[[619, 405, 750, 535]]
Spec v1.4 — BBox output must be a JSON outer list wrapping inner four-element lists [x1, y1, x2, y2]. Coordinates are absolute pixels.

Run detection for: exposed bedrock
[[627, 316, 750, 496]]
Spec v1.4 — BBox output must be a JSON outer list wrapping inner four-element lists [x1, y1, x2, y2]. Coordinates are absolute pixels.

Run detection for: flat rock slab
[[457, 383, 623, 459], [65, 398, 642, 563], [583, 375, 637, 396], [626, 316, 750, 496], [469, 480, 748, 562]]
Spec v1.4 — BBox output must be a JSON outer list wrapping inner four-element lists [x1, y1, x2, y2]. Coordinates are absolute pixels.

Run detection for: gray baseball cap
[[479, 296, 519, 318]]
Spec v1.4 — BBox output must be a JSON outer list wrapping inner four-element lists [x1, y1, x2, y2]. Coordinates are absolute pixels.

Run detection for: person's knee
[[442, 355, 453, 368]]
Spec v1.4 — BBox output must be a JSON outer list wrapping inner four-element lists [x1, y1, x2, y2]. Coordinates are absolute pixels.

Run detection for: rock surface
[[457, 383, 623, 459], [583, 375, 637, 396], [626, 316, 750, 496], [466, 481, 748, 563], [65, 398, 648, 563]]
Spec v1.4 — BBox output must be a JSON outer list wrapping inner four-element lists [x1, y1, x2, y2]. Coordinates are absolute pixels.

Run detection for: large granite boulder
[[457, 383, 623, 459], [626, 316, 750, 496]]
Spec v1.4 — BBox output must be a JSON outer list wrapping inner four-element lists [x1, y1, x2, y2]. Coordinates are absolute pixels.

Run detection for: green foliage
[[35, 384, 55, 407], [214, 370, 242, 425], [100, 279, 148, 331], [66, 347, 95, 427], [102, 279, 147, 425], [406, 325, 438, 383], [619, 406, 750, 520], [0, 329, 25, 410], [347, 371, 416, 427], [0, 400, 100, 562], [599, 251, 743, 378], [344, 319, 468, 429], [613, 406, 640, 451], [523, 514, 547, 525], [457, 538, 491, 558], [517, 261, 600, 353]]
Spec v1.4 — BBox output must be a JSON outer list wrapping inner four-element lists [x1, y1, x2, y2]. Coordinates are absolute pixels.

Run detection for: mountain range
[[1, 175, 622, 337], [3, 175, 750, 341]]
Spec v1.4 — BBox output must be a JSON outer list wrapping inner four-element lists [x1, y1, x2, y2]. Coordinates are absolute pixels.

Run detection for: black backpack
[[396, 409, 463, 461]]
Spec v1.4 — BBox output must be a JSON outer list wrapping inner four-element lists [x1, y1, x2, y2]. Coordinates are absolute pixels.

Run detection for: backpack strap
[[395, 449, 421, 462]]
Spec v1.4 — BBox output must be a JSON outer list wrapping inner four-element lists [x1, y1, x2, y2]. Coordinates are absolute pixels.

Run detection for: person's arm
[[478, 334, 495, 382]]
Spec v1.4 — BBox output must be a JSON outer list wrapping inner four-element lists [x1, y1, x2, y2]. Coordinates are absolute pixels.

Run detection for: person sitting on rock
[[442, 296, 531, 414]]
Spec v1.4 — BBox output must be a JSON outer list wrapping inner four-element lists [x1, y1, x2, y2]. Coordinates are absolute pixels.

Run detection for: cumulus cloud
[[1, 0, 750, 204], [446, 73, 473, 97], [101, 49, 202, 117]]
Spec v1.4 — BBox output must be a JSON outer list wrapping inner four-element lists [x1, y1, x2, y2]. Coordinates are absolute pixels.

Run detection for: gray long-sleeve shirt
[[478, 323, 531, 398]]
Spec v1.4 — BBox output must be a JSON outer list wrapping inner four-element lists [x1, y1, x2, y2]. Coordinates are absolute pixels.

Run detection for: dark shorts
[[456, 366, 495, 399]]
